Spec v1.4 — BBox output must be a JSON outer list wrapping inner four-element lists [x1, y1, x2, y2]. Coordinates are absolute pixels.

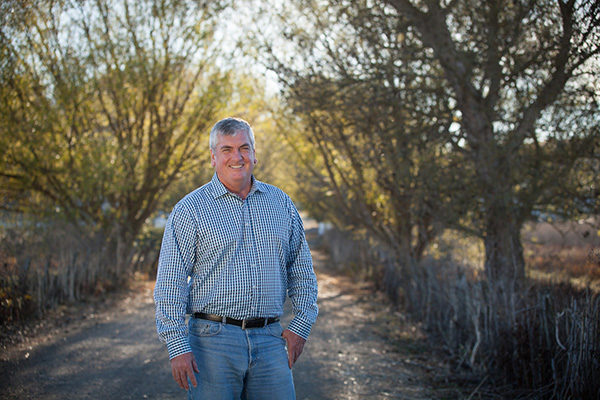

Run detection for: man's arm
[[284, 201, 319, 363], [154, 203, 197, 373]]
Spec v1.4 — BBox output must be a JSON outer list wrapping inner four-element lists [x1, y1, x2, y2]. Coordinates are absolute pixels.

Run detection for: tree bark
[[483, 199, 525, 282]]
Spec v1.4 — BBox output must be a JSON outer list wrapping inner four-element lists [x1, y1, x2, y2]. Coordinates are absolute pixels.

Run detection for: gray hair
[[209, 117, 255, 150]]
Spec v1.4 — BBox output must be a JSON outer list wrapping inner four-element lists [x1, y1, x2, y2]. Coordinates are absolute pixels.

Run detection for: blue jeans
[[187, 318, 295, 400]]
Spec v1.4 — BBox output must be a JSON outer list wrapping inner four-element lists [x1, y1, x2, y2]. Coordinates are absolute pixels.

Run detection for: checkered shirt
[[154, 174, 319, 360]]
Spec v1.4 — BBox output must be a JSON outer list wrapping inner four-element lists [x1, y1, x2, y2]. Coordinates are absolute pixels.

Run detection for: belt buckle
[[241, 319, 247, 329]]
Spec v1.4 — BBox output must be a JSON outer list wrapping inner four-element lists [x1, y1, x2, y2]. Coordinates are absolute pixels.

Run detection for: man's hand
[[170, 352, 199, 390], [282, 329, 306, 368]]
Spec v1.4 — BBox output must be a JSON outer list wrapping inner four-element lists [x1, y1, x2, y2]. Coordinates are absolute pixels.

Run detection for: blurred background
[[1, 0, 599, 398]]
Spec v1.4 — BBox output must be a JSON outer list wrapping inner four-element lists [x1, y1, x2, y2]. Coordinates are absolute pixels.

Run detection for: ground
[[0, 226, 487, 399]]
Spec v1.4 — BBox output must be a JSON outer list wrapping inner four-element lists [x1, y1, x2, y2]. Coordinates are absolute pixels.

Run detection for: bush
[[321, 226, 600, 399], [0, 215, 161, 326], [405, 259, 599, 398]]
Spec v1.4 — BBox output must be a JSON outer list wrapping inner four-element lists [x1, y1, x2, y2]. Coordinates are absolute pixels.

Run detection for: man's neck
[[220, 176, 253, 200]]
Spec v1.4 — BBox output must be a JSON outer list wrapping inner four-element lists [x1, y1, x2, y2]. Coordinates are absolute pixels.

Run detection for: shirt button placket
[[244, 200, 259, 317], [240, 201, 252, 316]]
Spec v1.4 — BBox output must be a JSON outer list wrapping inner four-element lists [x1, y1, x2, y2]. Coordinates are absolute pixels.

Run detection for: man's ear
[[210, 149, 216, 167]]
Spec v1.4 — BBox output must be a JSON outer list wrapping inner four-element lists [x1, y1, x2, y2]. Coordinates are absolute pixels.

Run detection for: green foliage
[[0, 0, 234, 273]]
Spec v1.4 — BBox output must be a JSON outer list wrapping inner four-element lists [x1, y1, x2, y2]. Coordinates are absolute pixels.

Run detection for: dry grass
[[523, 218, 600, 291], [0, 217, 161, 326], [320, 220, 600, 399], [424, 219, 600, 291]]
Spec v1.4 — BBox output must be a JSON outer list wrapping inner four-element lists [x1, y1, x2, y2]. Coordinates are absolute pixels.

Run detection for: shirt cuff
[[286, 316, 313, 340], [166, 336, 192, 360]]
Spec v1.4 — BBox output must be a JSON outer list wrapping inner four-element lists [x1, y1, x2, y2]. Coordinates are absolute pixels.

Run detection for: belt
[[193, 312, 280, 329]]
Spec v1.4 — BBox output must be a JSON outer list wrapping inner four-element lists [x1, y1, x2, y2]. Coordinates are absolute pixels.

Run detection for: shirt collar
[[209, 173, 266, 200]]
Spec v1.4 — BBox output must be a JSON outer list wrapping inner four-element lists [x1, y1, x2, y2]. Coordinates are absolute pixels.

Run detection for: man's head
[[209, 117, 257, 198], [209, 117, 255, 151]]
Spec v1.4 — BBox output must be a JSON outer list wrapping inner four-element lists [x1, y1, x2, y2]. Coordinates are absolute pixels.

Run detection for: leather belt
[[193, 312, 279, 329]]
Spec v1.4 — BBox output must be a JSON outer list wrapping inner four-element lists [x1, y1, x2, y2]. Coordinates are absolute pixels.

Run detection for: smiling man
[[154, 117, 318, 399]]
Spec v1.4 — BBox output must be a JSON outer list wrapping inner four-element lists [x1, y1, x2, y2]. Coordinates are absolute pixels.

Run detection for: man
[[154, 117, 318, 399]]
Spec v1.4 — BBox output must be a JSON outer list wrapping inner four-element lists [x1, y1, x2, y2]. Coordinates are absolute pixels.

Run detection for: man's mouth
[[230, 165, 243, 169]]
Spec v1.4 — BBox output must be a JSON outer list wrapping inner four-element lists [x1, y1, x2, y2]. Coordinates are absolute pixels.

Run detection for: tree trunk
[[115, 232, 135, 279], [105, 222, 137, 284], [483, 201, 525, 282]]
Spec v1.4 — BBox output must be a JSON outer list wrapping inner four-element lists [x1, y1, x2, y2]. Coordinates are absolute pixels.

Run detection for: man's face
[[210, 130, 257, 194]]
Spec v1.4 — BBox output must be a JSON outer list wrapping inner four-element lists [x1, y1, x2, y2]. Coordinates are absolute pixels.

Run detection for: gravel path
[[1, 231, 456, 399]]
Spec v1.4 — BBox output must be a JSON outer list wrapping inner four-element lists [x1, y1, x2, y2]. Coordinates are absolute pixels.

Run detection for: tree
[[259, 0, 600, 281], [254, 0, 474, 264], [383, 0, 600, 281], [0, 0, 233, 279]]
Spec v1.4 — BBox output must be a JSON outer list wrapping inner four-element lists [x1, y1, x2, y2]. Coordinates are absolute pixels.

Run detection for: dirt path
[[1, 235, 462, 399]]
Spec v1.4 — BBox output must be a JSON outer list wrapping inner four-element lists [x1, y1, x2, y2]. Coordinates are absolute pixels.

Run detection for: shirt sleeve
[[154, 203, 196, 359], [285, 201, 319, 340]]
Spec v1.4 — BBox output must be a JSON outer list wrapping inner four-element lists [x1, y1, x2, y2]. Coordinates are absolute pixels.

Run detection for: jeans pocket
[[266, 322, 285, 341], [189, 319, 223, 337]]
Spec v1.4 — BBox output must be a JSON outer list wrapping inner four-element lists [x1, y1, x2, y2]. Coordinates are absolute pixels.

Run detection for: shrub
[[321, 226, 600, 399], [0, 215, 160, 326]]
